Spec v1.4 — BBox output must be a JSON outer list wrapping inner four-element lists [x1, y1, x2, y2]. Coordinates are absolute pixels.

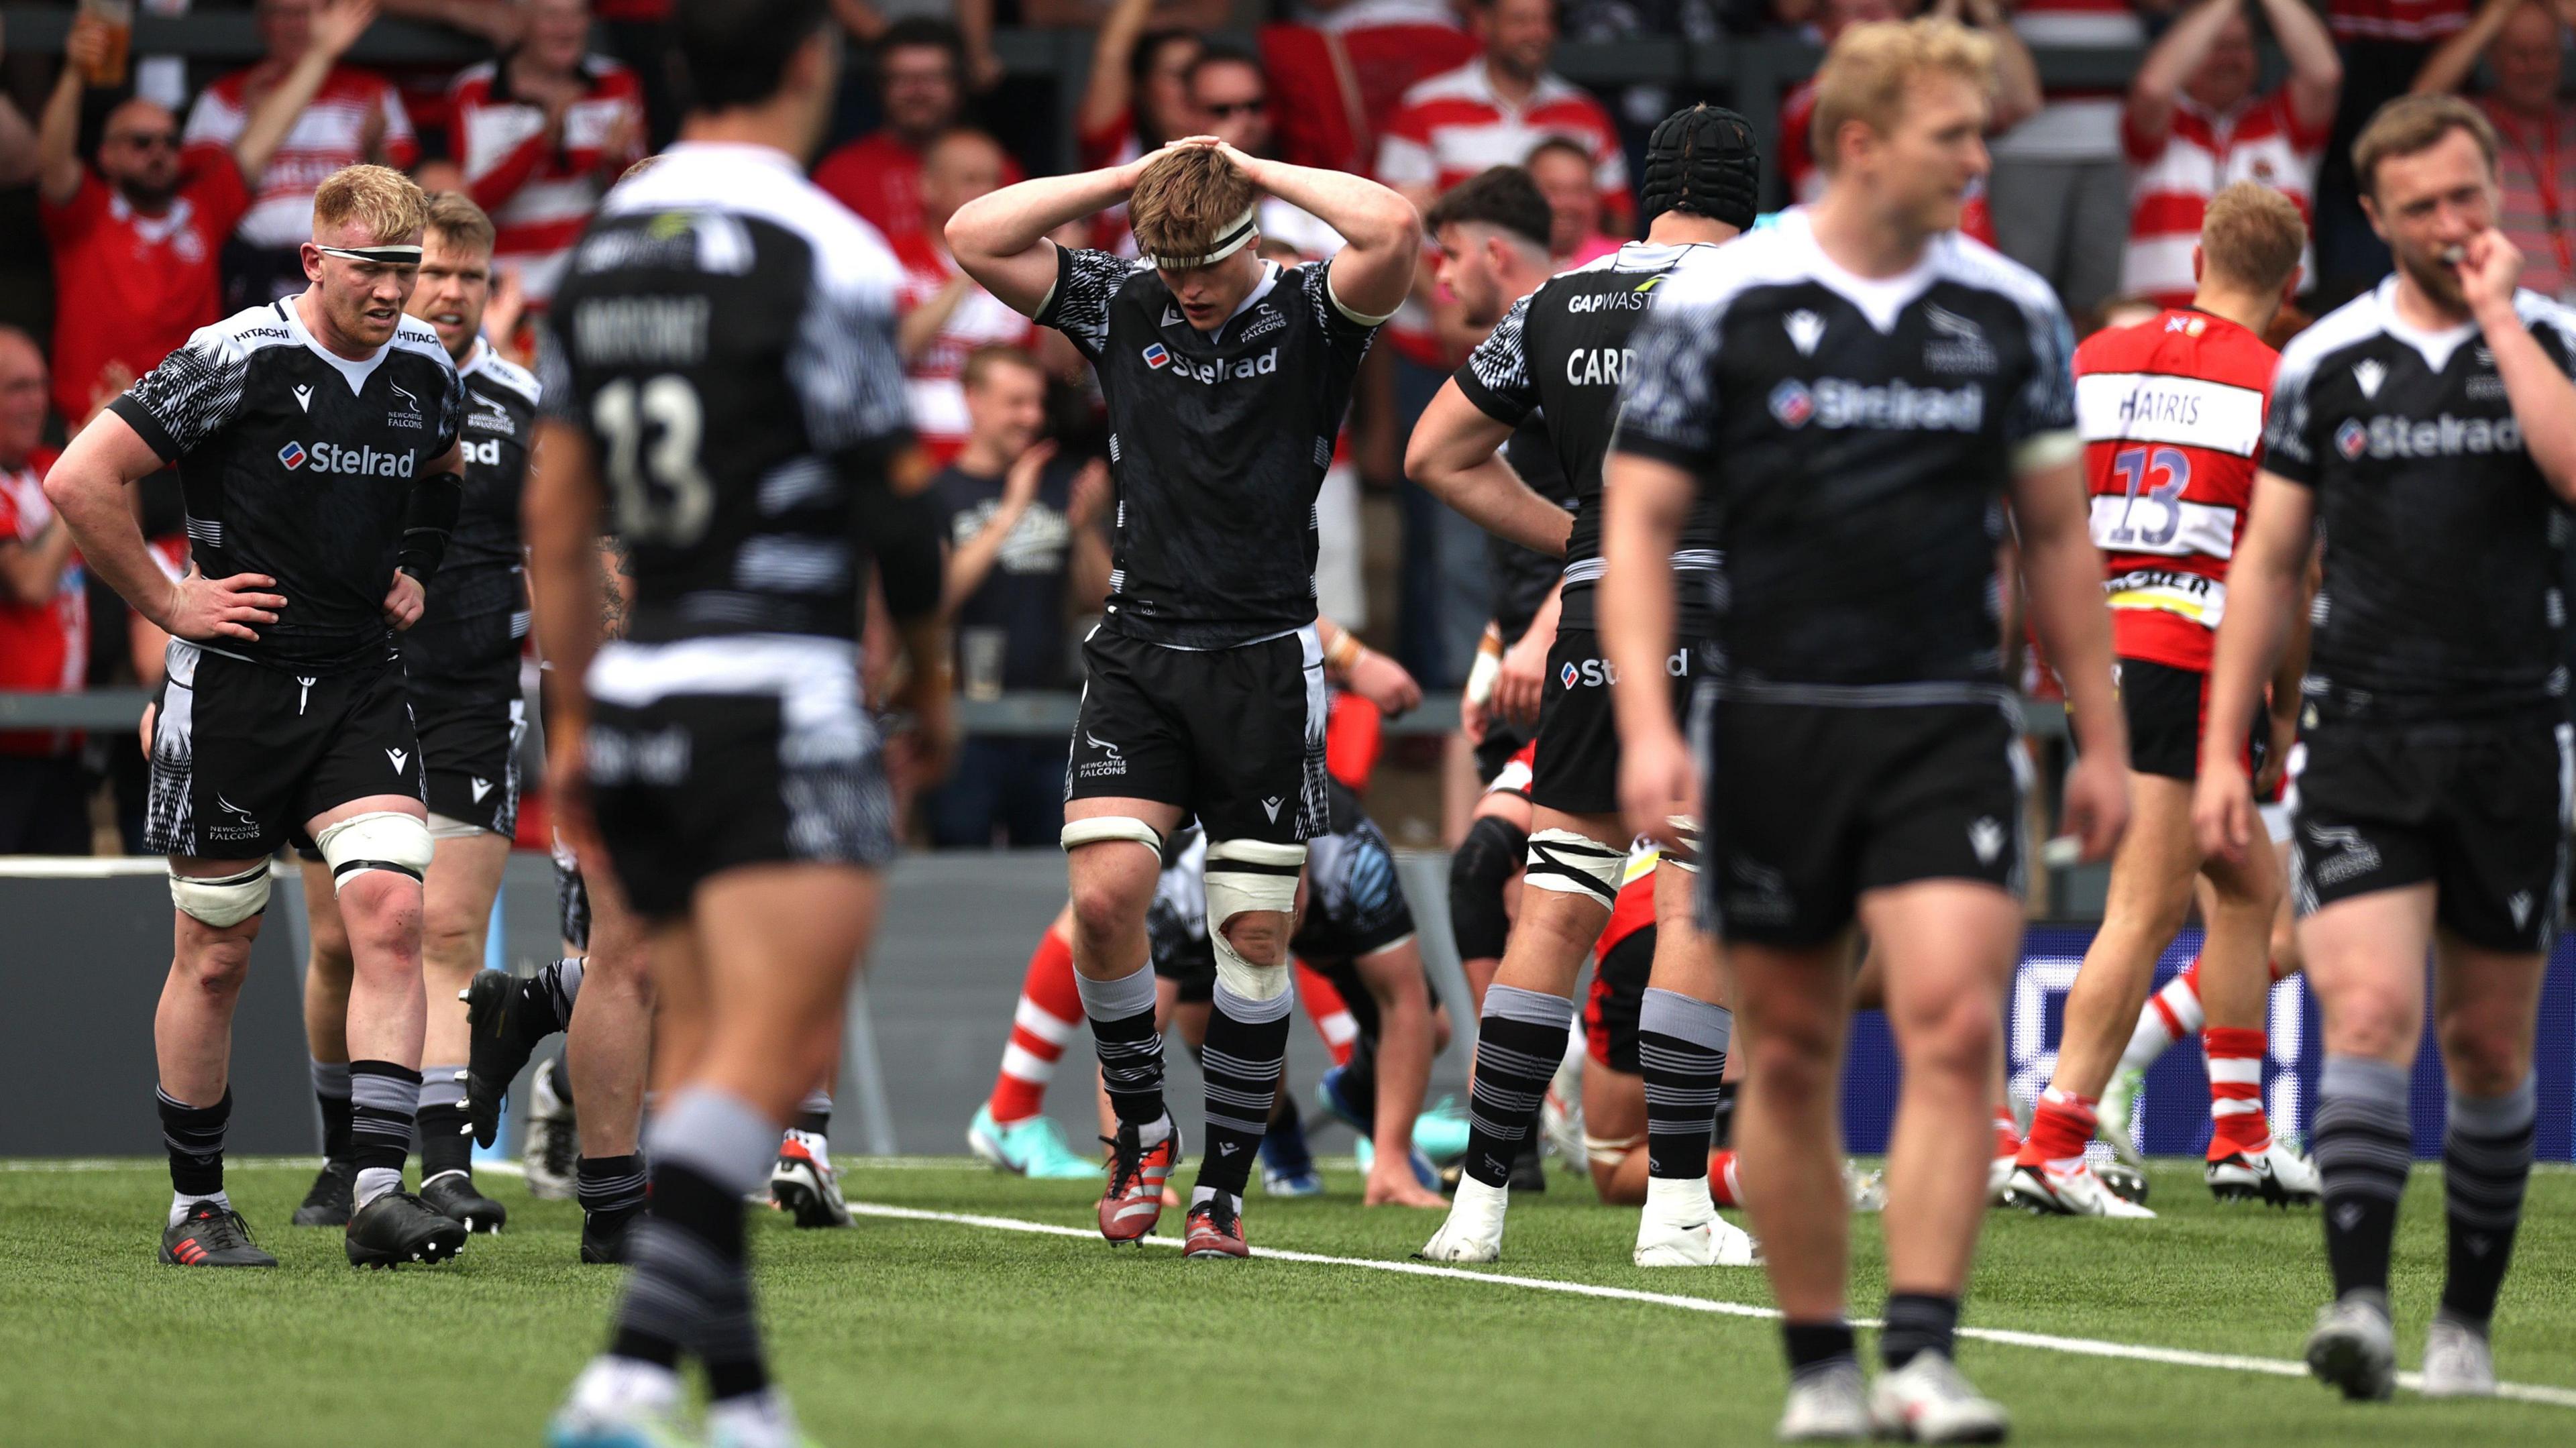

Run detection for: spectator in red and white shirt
[[1073, 0, 1209, 254], [0, 329, 89, 854], [449, 0, 646, 309], [184, 0, 419, 306], [36, 1, 372, 430], [2411, 0, 2576, 298], [816, 18, 1024, 244], [1376, 0, 1628, 374], [2122, 0, 2343, 306], [892, 130, 1045, 464], [1986, 0, 2141, 320]]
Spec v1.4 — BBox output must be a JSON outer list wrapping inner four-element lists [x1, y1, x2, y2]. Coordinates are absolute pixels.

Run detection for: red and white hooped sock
[[987, 930, 1083, 1125], [1296, 961, 1359, 1068], [1708, 1148, 1741, 1208], [2203, 1025, 2273, 1158], [2017, 1087, 2099, 1174]]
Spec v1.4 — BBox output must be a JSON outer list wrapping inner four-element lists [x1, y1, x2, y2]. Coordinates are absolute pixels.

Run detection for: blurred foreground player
[[1605, 20, 2129, 1438], [50, 165, 470, 1271], [2196, 95, 2576, 1404], [529, 1, 951, 1441], [950, 129, 1418, 1256], [2006, 181, 2319, 1218]]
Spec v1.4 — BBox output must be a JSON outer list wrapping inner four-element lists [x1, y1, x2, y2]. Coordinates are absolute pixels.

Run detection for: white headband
[[315, 243, 423, 264], [1143, 206, 1259, 270]]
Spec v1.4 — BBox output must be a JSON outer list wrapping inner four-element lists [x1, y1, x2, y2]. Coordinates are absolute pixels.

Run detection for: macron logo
[[278, 441, 309, 470], [291, 384, 315, 413]]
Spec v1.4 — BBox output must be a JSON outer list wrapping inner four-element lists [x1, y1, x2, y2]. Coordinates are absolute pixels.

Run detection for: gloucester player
[[2005, 182, 2322, 1218]]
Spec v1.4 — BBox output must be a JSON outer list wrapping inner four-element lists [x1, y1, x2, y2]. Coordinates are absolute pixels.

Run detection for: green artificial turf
[[1, 1159, 2570, 1445]]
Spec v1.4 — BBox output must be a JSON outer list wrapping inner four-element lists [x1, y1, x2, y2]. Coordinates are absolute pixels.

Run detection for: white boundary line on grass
[[839, 1199, 2576, 1412]]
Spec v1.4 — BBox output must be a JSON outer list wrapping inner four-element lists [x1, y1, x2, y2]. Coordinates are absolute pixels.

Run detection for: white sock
[[1135, 1112, 1173, 1149], [704, 1389, 797, 1447], [169, 1190, 231, 1227], [354, 1166, 403, 1208], [570, 1354, 682, 1415], [1644, 1172, 1714, 1219], [1189, 1185, 1239, 1211], [784, 1127, 833, 1172]]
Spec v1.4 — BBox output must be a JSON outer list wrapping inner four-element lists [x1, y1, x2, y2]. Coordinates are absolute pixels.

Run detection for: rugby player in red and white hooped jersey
[[2121, 0, 2343, 308], [2006, 182, 2323, 1219], [447, 0, 647, 311]]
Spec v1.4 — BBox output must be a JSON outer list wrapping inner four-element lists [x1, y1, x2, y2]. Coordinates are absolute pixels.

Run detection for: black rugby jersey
[[1615, 212, 2078, 697], [1036, 247, 1381, 649], [111, 302, 465, 672], [539, 142, 912, 646], [1456, 241, 1729, 634], [404, 339, 539, 681], [1491, 417, 1576, 642], [2263, 279, 2576, 729]]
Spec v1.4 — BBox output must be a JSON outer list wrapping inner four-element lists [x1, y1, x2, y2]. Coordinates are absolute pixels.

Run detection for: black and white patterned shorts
[[146, 641, 423, 859], [583, 637, 893, 922]]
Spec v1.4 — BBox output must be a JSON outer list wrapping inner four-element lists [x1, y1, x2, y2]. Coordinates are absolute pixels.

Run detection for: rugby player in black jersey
[[2194, 95, 2576, 1405], [1404, 110, 1765, 1270], [1605, 21, 2129, 1439], [527, 2, 947, 1441], [47, 164, 475, 1272], [284, 192, 534, 1235], [949, 133, 1417, 1258]]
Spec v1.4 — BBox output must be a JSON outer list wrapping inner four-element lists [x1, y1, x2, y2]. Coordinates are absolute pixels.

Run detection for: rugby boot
[[419, 1168, 509, 1232], [345, 1188, 468, 1268], [292, 1157, 356, 1227], [161, 1201, 278, 1267], [1097, 1119, 1181, 1243]]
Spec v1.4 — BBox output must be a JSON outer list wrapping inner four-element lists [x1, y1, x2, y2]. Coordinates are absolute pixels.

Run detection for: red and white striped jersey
[[2121, 91, 2326, 307], [2074, 308, 2279, 672], [1376, 60, 1627, 368], [890, 230, 1040, 465], [450, 57, 646, 305], [183, 65, 417, 249], [2326, 0, 2470, 42]]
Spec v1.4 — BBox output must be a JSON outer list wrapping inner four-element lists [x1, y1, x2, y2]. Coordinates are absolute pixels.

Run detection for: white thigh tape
[[1663, 815, 1702, 873], [168, 861, 272, 928], [1061, 815, 1165, 856], [314, 810, 434, 894], [1206, 838, 1305, 1001], [1523, 828, 1625, 903]]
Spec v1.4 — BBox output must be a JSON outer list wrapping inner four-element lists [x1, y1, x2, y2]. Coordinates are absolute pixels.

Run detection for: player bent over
[[1605, 21, 2129, 1439], [290, 191, 536, 1234], [1404, 111, 1763, 1268], [2005, 182, 2318, 1217], [48, 164, 471, 1270], [531, 2, 951, 1441], [2195, 95, 2576, 1404], [950, 132, 1417, 1256]]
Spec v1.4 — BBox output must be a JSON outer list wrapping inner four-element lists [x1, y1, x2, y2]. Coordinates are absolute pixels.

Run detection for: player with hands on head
[[949, 124, 1417, 1258]]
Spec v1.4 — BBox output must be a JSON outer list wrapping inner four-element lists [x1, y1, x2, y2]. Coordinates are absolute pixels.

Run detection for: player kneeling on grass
[[528, 1, 953, 1441], [50, 163, 472, 1272], [2196, 94, 2576, 1405], [2006, 181, 2319, 1219], [949, 121, 1417, 1257], [1604, 19, 2130, 1439]]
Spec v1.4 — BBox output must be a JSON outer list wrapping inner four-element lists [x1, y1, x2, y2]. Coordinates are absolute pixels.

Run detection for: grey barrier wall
[[0, 850, 1477, 1159]]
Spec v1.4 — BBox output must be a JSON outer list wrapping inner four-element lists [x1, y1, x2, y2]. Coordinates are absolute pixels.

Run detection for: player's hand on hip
[[166, 567, 284, 643], [2192, 757, 2257, 867], [1348, 647, 1422, 716], [1494, 630, 1548, 727], [382, 570, 425, 629], [1618, 724, 1697, 848], [2059, 749, 2130, 864]]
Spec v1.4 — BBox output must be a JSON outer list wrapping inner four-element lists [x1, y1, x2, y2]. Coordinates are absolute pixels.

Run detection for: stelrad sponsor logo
[[1158, 346, 1279, 386], [1558, 650, 1694, 688], [2336, 412, 2522, 461], [1768, 377, 1983, 432], [282, 441, 418, 477]]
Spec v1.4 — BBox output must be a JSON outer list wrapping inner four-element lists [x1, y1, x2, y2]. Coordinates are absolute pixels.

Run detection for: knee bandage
[[1448, 814, 1526, 960], [168, 862, 273, 928], [1061, 815, 1165, 858], [1524, 828, 1626, 905], [1205, 838, 1305, 1001], [314, 810, 435, 894]]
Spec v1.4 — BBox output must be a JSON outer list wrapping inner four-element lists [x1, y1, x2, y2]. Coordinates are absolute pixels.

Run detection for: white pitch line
[[841, 1199, 2576, 1411]]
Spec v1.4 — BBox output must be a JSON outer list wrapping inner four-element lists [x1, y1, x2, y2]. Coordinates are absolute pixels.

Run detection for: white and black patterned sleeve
[[2262, 334, 2327, 488], [533, 321, 576, 426], [1033, 246, 1138, 361], [1307, 260, 1389, 358], [109, 327, 252, 462], [2006, 291, 2081, 476], [796, 256, 914, 454], [1455, 292, 1540, 427], [1612, 290, 1725, 471], [433, 353, 466, 459]]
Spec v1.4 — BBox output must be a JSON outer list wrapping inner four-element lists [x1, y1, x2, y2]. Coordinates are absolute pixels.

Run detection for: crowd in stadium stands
[[0, 0, 2571, 851]]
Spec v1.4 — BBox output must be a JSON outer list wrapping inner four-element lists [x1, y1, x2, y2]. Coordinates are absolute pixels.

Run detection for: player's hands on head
[[165, 567, 286, 643], [2057, 748, 2130, 865], [382, 570, 425, 629], [1493, 629, 1550, 728], [2457, 227, 2524, 319], [1348, 647, 1422, 717], [1618, 724, 1697, 850], [2192, 757, 2259, 867]]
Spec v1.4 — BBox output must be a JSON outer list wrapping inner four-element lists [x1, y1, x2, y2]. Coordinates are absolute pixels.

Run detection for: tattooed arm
[[596, 537, 633, 641]]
